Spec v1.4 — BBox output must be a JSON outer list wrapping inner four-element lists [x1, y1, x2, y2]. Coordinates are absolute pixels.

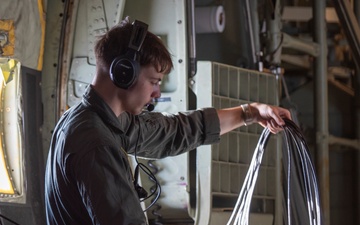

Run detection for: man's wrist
[[240, 103, 254, 126]]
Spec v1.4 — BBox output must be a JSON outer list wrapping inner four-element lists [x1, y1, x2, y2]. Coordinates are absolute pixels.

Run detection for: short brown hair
[[94, 18, 173, 74]]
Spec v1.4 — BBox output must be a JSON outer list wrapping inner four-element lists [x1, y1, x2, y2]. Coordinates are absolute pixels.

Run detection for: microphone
[[146, 104, 155, 112]]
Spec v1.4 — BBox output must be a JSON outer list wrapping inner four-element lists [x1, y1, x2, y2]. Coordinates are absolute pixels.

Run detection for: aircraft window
[[0, 58, 23, 199]]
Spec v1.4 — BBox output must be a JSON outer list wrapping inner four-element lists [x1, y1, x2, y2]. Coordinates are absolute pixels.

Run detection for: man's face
[[122, 65, 163, 114]]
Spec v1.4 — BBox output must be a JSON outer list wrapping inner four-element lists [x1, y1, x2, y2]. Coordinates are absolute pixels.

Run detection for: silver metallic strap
[[240, 103, 253, 126]]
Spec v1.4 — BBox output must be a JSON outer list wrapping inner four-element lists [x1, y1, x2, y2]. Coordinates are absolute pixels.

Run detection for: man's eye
[[152, 81, 161, 85]]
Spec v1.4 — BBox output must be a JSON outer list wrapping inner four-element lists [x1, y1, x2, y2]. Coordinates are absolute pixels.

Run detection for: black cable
[[134, 116, 162, 212], [281, 118, 321, 225], [227, 119, 321, 225], [0, 214, 21, 225], [227, 127, 271, 224]]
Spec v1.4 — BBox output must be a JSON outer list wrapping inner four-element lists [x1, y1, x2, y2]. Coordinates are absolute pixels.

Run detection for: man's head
[[93, 17, 173, 115], [94, 17, 173, 84]]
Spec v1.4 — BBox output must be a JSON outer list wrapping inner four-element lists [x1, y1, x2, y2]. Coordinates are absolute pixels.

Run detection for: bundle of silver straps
[[227, 119, 322, 225]]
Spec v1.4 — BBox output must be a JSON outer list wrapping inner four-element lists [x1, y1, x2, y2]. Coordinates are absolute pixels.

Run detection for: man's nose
[[151, 85, 161, 98]]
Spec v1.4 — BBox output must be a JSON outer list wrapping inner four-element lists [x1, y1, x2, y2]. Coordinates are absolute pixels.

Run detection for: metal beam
[[353, 2, 360, 225], [282, 6, 339, 23], [280, 54, 311, 69], [328, 135, 360, 150], [282, 33, 320, 57], [313, 1, 330, 225], [332, 0, 360, 69]]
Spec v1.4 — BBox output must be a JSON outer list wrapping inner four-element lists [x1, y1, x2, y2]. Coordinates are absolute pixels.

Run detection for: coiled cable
[[134, 116, 161, 212], [282, 119, 321, 225], [227, 126, 271, 225], [227, 118, 321, 225]]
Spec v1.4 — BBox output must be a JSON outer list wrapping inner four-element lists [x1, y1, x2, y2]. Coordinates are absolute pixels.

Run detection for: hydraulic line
[[227, 119, 321, 225]]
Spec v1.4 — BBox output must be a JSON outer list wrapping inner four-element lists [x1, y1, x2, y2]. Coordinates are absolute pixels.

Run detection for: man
[[45, 17, 291, 225]]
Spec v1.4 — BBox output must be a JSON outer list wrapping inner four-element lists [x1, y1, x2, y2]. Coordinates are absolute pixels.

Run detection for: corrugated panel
[[194, 61, 281, 225]]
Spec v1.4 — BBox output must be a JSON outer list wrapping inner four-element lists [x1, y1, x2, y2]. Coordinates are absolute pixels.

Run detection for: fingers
[[256, 104, 291, 134], [269, 109, 285, 127], [269, 107, 291, 133], [278, 107, 292, 120], [250, 103, 292, 133], [270, 118, 283, 133], [260, 119, 283, 134]]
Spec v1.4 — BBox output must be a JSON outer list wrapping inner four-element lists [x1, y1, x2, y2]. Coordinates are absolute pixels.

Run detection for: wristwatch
[[240, 103, 253, 126]]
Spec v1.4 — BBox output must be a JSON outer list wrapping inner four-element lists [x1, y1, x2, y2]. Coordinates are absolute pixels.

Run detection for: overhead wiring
[[227, 118, 321, 225]]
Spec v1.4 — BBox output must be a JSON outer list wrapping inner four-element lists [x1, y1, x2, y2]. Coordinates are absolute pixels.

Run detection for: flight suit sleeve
[[120, 107, 221, 158]]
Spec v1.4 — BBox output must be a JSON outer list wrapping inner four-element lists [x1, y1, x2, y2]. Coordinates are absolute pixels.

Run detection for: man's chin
[[127, 105, 150, 115], [133, 109, 143, 115], [123, 108, 142, 115]]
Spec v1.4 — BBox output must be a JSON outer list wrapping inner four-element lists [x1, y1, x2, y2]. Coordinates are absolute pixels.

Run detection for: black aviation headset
[[110, 20, 161, 210], [109, 20, 149, 89]]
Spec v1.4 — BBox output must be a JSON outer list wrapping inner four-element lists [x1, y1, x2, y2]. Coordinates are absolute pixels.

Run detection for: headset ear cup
[[110, 56, 140, 89], [109, 20, 147, 89]]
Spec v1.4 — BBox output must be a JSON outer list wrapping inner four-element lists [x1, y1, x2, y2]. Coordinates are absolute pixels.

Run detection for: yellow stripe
[[0, 81, 15, 195], [37, 0, 46, 71]]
